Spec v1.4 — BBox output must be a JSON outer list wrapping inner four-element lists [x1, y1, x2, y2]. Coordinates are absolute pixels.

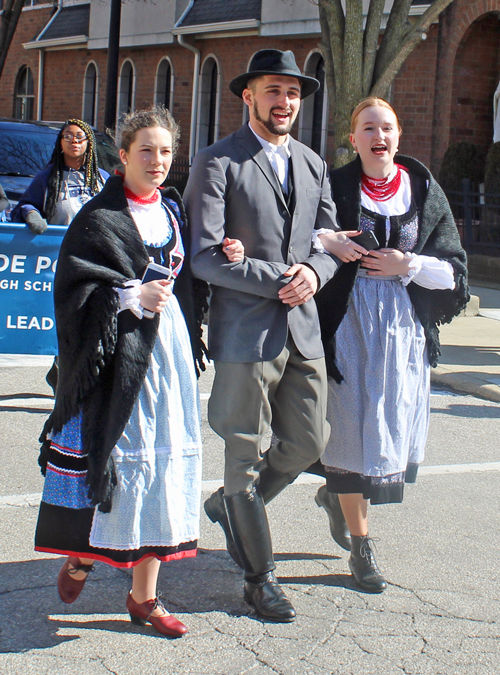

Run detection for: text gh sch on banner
[[0, 223, 67, 355]]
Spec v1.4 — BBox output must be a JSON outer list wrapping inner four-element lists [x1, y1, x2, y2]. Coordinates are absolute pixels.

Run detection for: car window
[[94, 132, 120, 174], [0, 127, 120, 179], [0, 129, 56, 177]]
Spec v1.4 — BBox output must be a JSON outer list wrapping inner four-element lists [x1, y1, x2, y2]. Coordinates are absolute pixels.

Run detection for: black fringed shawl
[[38, 175, 209, 510], [315, 154, 469, 382]]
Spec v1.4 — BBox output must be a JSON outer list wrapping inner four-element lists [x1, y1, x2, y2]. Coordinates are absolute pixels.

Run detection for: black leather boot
[[349, 535, 387, 593], [204, 487, 243, 568], [315, 485, 351, 551], [225, 489, 296, 622], [204, 456, 295, 569]]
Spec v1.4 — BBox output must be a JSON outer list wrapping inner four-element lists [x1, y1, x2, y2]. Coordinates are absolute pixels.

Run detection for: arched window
[[197, 57, 220, 151], [155, 58, 173, 110], [300, 53, 328, 157], [82, 62, 98, 126], [241, 53, 257, 125], [14, 66, 34, 120], [118, 60, 135, 118]]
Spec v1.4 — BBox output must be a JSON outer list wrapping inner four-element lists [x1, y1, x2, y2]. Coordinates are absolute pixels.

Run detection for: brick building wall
[[37, 34, 327, 160], [2, 3, 500, 172], [183, 35, 324, 148], [0, 6, 53, 119], [392, 27, 440, 168], [431, 0, 500, 174], [449, 14, 500, 151]]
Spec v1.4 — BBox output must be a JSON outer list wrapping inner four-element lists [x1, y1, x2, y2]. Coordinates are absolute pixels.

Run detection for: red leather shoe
[[126, 592, 188, 638], [57, 556, 94, 604]]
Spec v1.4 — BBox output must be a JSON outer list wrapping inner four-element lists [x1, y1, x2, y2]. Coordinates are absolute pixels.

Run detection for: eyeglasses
[[62, 133, 88, 142]]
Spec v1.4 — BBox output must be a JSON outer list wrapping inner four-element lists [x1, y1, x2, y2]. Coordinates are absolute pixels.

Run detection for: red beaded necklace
[[361, 164, 408, 202], [124, 185, 161, 205]]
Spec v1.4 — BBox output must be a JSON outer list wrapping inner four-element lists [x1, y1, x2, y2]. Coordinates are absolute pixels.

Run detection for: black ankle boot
[[225, 489, 296, 623], [315, 486, 351, 551], [349, 535, 387, 593], [204, 487, 243, 568], [243, 571, 295, 623]]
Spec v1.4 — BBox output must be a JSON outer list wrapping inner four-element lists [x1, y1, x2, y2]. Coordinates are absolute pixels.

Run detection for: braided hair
[[45, 119, 105, 222]]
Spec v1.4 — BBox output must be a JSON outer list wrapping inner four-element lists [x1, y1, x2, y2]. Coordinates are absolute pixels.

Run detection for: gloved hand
[[25, 210, 48, 234]]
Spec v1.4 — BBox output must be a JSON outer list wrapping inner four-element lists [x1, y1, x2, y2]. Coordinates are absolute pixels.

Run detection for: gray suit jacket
[[184, 124, 340, 362]]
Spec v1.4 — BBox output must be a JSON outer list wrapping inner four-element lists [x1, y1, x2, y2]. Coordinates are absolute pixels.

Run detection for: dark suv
[[0, 118, 119, 220]]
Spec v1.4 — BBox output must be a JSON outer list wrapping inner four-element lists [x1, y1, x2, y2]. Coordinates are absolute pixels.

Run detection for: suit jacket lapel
[[236, 125, 288, 211]]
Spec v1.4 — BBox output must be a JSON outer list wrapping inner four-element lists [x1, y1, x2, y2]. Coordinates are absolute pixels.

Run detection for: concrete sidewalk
[[432, 283, 500, 402]]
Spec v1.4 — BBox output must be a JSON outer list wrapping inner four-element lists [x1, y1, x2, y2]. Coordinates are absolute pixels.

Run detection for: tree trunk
[[333, 106, 356, 168], [0, 0, 25, 80], [317, 0, 458, 168]]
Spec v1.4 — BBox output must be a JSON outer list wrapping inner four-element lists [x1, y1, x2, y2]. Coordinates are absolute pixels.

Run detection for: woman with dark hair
[[33, 106, 208, 637], [12, 119, 109, 391], [11, 119, 108, 232], [313, 97, 468, 592]]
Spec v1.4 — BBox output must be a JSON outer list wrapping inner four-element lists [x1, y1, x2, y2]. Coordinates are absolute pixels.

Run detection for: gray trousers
[[208, 335, 330, 495]]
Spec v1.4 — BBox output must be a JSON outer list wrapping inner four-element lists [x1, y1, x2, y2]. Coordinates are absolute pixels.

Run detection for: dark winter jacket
[[0, 183, 9, 213], [315, 154, 469, 382], [11, 164, 109, 224], [38, 175, 208, 510]]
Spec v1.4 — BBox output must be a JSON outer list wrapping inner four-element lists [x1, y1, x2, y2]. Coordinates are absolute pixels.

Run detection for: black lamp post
[[103, 0, 122, 131]]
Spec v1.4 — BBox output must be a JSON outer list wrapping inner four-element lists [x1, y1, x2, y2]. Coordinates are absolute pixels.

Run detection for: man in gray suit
[[184, 49, 340, 623]]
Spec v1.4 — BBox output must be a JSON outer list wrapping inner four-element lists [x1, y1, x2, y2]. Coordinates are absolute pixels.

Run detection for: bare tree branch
[[371, 0, 456, 97], [296, 0, 458, 166], [0, 0, 25, 80], [374, 0, 414, 82], [362, 0, 386, 96], [318, 0, 345, 94]]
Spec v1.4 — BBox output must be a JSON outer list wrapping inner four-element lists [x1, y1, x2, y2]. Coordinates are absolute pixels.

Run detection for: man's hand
[[278, 263, 319, 307]]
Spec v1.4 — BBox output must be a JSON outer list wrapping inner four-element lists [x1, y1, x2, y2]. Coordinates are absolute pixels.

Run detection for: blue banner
[[0, 223, 67, 354]]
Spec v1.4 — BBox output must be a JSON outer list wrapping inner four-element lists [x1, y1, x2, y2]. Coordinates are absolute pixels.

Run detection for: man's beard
[[253, 101, 296, 137]]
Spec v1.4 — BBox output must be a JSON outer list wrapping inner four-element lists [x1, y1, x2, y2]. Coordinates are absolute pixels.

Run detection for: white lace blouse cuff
[[400, 253, 456, 290], [114, 279, 154, 320], [312, 228, 333, 253]]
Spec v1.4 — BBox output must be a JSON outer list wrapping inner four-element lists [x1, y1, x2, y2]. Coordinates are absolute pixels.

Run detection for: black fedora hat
[[229, 49, 320, 99]]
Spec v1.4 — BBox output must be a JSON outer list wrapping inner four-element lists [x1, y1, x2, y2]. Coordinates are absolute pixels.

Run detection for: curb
[[431, 367, 500, 403]]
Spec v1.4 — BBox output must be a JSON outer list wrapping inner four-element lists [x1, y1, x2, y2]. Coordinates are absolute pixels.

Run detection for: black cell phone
[[354, 230, 379, 251]]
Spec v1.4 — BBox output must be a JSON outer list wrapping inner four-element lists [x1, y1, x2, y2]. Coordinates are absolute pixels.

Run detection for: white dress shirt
[[248, 122, 291, 192]]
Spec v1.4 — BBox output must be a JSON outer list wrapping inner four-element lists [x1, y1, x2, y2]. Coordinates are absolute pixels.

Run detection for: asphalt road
[[1, 359, 499, 674]]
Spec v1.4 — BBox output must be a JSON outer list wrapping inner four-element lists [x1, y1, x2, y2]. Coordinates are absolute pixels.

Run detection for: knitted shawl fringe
[[38, 177, 208, 511]]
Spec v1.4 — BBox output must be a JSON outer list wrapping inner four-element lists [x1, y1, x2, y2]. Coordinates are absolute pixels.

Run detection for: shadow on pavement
[[274, 552, 341, 562], [278, 573, 357, 591], [0, 393, 54, 401], [0, 551, 253, 653], [439, 345, 500, 367], [0, 406, 50, 413], [431, 402, 500, 418]]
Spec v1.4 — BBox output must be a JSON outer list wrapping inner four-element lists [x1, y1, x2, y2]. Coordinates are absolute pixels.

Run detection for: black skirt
[[325, 463, 419, 505]]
